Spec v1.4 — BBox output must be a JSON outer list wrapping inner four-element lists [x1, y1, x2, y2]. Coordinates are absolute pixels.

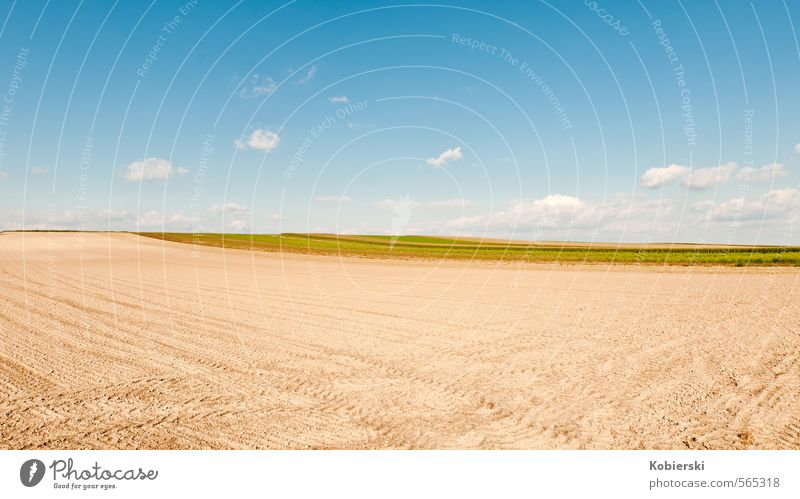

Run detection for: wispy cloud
[[693, 188, 800, 226], [210, 202, 248, 216], [137, 210, 196, 228], [295, 65, 317, 84], [239, 73, 277, 98], [95, 209, 132, 222], [31, 167, 49, 175], [640, 162, 735, 190], [235, 129, 280, 152], [736, 163, 786, 184], [328, 96, 348, 103], [0, 171, 8, 178], [448, 194, 673, 235], [426, 146, 463, 168], [681, 162, 736, 190], [137, 210, 162, 226], [0, 208, 202, 231], [124, 157, 175, 181], [640, 164, 691, 188], [210, 202, 248, 231], [229, 219, 248, 230]]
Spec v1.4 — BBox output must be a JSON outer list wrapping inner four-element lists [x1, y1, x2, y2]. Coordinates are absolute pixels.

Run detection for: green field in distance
[[136, 232, 800, 266]]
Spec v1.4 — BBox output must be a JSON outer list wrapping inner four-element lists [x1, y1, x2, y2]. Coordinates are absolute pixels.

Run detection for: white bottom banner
[[1, 450, 797, 498]]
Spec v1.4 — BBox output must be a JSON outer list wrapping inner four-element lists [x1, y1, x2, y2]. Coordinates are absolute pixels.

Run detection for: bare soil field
[[1, 232, 799, 449]]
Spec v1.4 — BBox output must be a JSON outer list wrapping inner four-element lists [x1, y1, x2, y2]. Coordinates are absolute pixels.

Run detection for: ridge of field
[[136, 232, 800, 266], [298, 233, 788, 250]]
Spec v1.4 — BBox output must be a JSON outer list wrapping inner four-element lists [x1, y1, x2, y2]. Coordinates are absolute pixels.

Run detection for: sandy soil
[[1, 232, 799, 449]]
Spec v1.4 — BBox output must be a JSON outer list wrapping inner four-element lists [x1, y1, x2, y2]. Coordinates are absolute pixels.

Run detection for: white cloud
[[694, 188, 800, 225], [31, 167, 49, 175], [177, 166, 190, 175], [0, 208, 201, 231], [376, 198, 412, 210], [235, 129, 280, 152], [426, 147, 463, 168], [295, 65, 317, 84], [169, 213, 195, 226], [211, 202, 248, 216], [448, 194, 673, 235], [239, 74, 277, 98], [210, 203, 250, 231], [328, 96, 348, 103], [736, 163, 786, 184], [98, 209, 134, 222], [124, 157, 174, 181], [137, 210, 163, 226], [450, 194, 588, 232], [766, 187, 800, 206], [640, 162, 736, 190], [229, 219, 248, 230], [136, 210, 196, 228], [314, 195, 352, 203], [795, 143, 800, 154], [640, 164, 691, 188], [681, 162, 736, 190], [508, 194, 588, 229], [0, 171, 8, 178]]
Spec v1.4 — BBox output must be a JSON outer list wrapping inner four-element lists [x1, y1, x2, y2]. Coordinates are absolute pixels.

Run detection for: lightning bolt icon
[[28, 461, 37, 484]]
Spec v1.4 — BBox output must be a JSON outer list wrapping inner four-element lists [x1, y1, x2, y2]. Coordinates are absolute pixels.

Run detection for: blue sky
[[1, 0, 799, 243]]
